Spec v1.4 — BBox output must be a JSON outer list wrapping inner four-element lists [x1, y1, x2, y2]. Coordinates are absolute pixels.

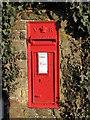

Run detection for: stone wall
[[9, 9, 81, 119], [9, 10, 58, 119], [10, 19, 28, 118]]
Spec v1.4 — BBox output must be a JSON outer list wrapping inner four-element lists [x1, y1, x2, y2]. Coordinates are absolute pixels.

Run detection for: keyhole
[[39, 79, 40, 83]]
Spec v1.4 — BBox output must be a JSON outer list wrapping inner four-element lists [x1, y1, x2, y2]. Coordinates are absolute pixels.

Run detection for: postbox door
[[33, 52, 55, 104]]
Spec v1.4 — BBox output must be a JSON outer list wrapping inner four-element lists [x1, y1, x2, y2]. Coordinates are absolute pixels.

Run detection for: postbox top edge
[[27, 21, 58, 24]]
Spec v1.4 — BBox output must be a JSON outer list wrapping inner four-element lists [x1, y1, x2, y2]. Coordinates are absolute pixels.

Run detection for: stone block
[[9, 79, 28, 102], [17, 78, 28, 88], [11, 88, 21, 99], [12, 40, 26, 51], [9, 107, 27, 118], [13, 20, 26, 30], [15, 51, 21, 60], [9, 108, 39, 118], [10, 89, 22, 101], [36, 109, 56, 118], [12, 89, 28, 106], [10, 99, 21, 108], [18, 69, 27, 79], [12, 31, 20, 40], [21, 69, 27, 78], [22, 107, 31, 118], [12, 30, 26, 41], [29, 109, 39, 118], [15, 51, 27, 60], [16, 60, 27, 69], [9, 82, 20, 96], [20, 51, 26, 60]]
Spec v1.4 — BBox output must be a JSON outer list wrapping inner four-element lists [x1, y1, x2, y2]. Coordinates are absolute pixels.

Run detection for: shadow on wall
[[2, 90, 10, 120]]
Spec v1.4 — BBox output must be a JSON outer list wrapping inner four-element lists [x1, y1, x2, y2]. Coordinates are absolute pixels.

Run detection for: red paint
[[27, 21, 60, 108]]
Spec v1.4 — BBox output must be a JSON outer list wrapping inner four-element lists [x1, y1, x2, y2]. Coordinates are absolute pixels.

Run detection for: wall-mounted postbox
[[27, 21, 60, 108]]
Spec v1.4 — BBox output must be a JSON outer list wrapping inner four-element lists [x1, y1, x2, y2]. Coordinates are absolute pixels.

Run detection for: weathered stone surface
[[10, 99, 21, 108], [10, 107, 29, 118], [16, 60, 27, 69], [29, 109, 39, 118], [12, 31, 20, 40], [10, 103, 40, 118], [12, 30, 26, 40], [15, 51, 27, 60], [12, 40, 26, 51], [19, 78, 28, 88], [13, 20, 26, 30], [36, 109, 56, 118], [21, 69, 27, 78], [20, 51, 27, 60], [10, 88, 28, 105], [10, 77, 27, 89], [12, 88, 21, 99]]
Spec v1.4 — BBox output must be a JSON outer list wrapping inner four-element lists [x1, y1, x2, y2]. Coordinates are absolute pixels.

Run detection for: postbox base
[[28, 103, 60, 109]]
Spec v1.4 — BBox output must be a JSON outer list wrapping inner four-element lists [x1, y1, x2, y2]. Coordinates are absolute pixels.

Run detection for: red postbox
[[27, 21, 60, 108]]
